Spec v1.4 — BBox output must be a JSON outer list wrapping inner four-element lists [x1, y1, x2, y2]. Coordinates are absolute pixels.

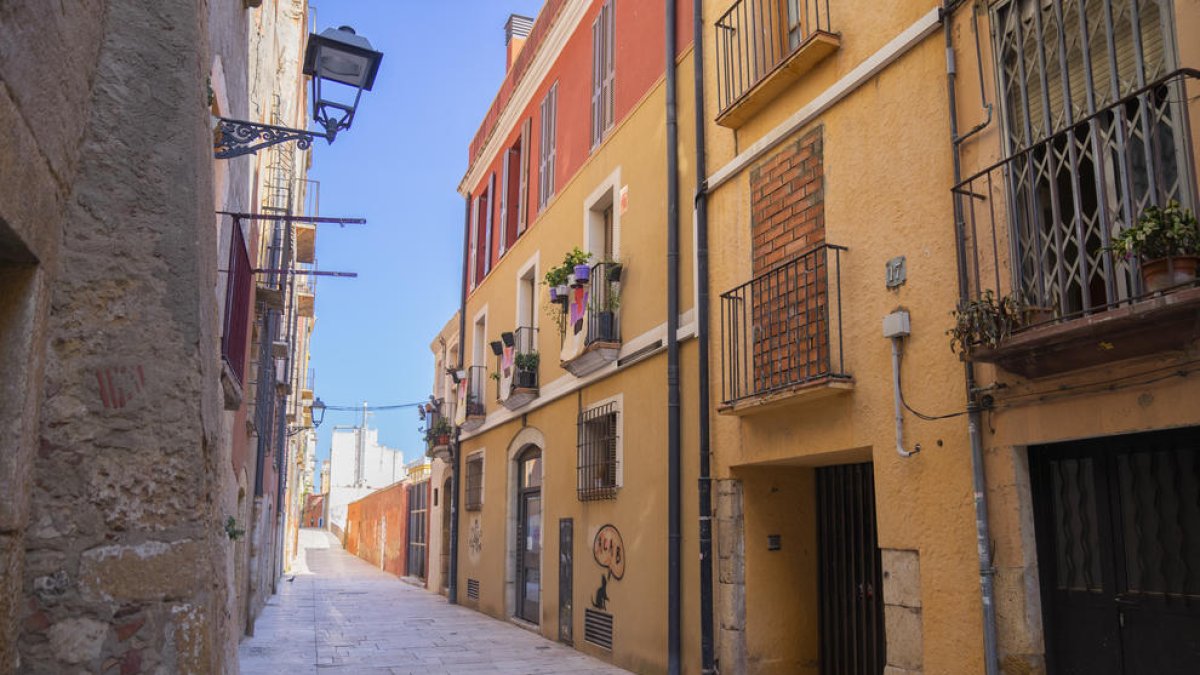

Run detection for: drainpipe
[[943, 3, 999, 674], [448, 195, 470, 605], [665, 0, 682, 673], [692, 0, 716, 671]]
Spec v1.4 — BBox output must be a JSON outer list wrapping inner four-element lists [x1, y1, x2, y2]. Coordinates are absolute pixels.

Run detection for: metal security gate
[[559, 518, 573, 644], [406, 481, 428, 579], [817, 462, 885, 675], [1030, 428, 1200, 674]]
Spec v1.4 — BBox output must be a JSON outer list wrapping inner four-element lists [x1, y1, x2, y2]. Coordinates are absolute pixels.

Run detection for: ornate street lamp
[[310, 397, 328, 428], [214, 26, 383, 159]]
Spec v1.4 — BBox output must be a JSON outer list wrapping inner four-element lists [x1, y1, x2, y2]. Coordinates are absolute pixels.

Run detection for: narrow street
[[239, 529, 630, 674]]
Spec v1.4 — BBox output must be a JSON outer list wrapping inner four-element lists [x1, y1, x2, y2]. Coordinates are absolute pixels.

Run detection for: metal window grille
[[714, 0, 833, 115], [719, 243, 847, 404], [577, 403, 618, 501], [539, 84, 558, 209], [465, 455, 484, 511], [584, 608, 614, 650], [955, 1, 1195, 323], [591, 0, 616, 148]]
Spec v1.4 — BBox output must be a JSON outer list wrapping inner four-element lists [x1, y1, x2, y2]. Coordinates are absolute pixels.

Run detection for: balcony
[[714, 0, 839, 129], [719, 243, 849, 414], [221, 220, 254, 409], [295, 222, 315, 264], [561, 261, 623, 377], [424, 405, 453, 462], [459, 365, 488, 432], [256, 220, 288, 309], [500, 326, 539, 411], [952, 70, 1200, 379]]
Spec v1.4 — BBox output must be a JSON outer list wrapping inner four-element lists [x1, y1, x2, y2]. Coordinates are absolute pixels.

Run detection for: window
[[484, 172, 496, 276], [991, 0, 1184, 315], [577, 401, 619, 500], [591, 0, 615, 148], [538, 84, 558, 210], [465, 453, 485, 510], [500, 121, 531, 255], [406, 481, 428, 578], [471, 190, 489, 288]]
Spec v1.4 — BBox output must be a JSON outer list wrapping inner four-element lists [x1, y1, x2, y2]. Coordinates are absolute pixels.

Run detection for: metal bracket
[[214, 117, 328, 159]]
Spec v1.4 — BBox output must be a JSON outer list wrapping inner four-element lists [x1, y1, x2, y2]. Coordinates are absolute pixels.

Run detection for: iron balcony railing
[[953, 69, 1199, 327], [466, 365, 487, 418], [720, 243, 847, 404], [513, 326, 539, 389], [586, 261, 622, 346], [715, 0, 832, 115], [221, 221, 253, 385]]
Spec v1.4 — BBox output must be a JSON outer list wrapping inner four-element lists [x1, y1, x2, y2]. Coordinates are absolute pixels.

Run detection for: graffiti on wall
[[591, 524, 624, 610], [467, 516, 483, 562]]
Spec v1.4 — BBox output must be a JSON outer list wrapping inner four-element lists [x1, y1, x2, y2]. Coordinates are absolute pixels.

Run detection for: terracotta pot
[[1141, 255, 1199, 293]]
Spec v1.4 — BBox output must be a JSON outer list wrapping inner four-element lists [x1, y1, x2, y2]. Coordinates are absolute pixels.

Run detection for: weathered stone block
[[79, 539, 204, 602], [881, 548, 921, 609], [47, 617, 107, 665], [885, 605, 924, 671], [884, 666, 922, 675]]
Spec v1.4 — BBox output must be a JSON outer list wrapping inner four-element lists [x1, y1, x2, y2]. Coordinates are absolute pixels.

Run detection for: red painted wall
[[467, 0, 693, 293], [344, 482, 410, 578]]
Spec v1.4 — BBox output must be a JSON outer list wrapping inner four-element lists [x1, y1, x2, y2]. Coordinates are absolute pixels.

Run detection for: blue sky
[[307, 1, 544, 477]]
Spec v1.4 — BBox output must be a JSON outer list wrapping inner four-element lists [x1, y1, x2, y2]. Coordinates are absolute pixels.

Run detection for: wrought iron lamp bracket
[[214, 117, 332, 159]]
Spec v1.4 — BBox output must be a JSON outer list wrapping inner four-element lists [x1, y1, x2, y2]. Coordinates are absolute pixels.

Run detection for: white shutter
[[468, 195, 479, 288], [483, 173, 494, 275], [518, 118, 530, 233], [604, 1, 615, 132], [549, 85, 556, 197], [592, 15, 602, 146]]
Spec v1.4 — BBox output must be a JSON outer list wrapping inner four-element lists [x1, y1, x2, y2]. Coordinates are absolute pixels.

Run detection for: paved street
[[239, 529, 630, 674]]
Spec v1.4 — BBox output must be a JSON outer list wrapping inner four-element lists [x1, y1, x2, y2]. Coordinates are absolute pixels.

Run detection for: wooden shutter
[[592, 14, 602, 146], [603, 1, 615, 133], [468, 195, 479, 288], [548, 85, 556, 198], [499, 150, 510, 255], [518, 118, 531, 233], [483, 174, 494, 276]]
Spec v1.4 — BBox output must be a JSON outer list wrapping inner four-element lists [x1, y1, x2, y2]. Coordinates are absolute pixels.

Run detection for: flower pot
[[556, 284, 569, 298], [514, 369, 537, 389], [606, 263, 623, 283], [568, 273, 579, 287], [574, 264, 591, 282], [434, 434, 450, 447], [549, 287, 559, 302], [595, 310, 616, 341], [1141, 255, 1199, 293]]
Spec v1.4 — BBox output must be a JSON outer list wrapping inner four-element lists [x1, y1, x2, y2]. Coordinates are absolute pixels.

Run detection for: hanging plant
[[947, 290, 1025, 355]]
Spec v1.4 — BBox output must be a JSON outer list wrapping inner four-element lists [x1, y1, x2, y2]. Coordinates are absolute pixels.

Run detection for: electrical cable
[[896, 344, 971, 421], [320, 401, 427, 412]]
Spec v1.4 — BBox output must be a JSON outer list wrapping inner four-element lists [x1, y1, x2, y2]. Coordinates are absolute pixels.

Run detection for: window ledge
[[716, 31, 840, 129], [718, 375, 853, 416], [968, 286, 1200, 379], [501, 387, 539, 411]]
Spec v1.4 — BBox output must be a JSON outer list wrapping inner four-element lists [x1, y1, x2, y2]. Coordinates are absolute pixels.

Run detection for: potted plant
[[513, 351, 539, 389], [424, 417, 453, 448], [592, 283, 621, 341], [1108, 200, 1200, 293], [947, 290, 1025, 356], [606, 259, 623, 283]]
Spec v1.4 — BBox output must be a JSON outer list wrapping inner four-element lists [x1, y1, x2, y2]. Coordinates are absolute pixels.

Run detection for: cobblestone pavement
[[239, 529, 631, 674]]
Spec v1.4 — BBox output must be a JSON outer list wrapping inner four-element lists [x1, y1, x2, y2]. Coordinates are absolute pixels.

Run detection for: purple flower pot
[[549, 287, 559, 302], [574, 264, 591, 283]]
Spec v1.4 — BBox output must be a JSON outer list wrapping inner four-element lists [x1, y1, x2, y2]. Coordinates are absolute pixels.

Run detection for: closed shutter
[[518, 118, 531, 233], [603, 1, 615, 133], [468, 195, 479, 288], [484, 173, 495, 274], [499, 150, 510, 255], [592, 14, 603, 147]]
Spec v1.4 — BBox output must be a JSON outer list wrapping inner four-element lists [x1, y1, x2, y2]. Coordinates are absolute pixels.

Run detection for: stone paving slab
[[239, 529, 630, 675]]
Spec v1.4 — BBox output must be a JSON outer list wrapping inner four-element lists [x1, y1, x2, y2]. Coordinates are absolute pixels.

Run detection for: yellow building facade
[[699, 0, 1200, 674], [449, 2, 703, 672]]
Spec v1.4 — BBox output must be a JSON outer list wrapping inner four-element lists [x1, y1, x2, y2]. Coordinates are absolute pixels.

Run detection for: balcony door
[[993, 0, 1192, 316], [516, 447, 543, 623], [1030, 429, 1200, 673]]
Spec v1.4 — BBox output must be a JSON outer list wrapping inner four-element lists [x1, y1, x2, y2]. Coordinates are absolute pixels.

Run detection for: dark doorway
[[1030, 428, 1200, 674], [816, 462, 885, 674], [441, 477, 452, 592], [559, 518, 574, 644], [516, 447, 543, 623]]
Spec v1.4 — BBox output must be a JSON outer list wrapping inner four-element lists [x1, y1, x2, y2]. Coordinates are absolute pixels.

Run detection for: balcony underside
[[460, 414, 486, 432], [295, 223, 315, 264], [563, 341, 621, 377], [969, 287, 1200, 379], [501, 387, 538, 411], [426, 444, 451, 462], [716, 31, 840, 129], [719, 375, 853, 416]]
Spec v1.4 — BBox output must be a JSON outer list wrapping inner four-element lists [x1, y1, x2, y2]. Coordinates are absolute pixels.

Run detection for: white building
[[327, 425, 406, 538]]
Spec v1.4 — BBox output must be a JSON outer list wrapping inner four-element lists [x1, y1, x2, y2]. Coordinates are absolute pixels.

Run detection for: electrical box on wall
[[767, 534, 781, 551], [883, 310, 911, 338], [886, 256, 906, 288]]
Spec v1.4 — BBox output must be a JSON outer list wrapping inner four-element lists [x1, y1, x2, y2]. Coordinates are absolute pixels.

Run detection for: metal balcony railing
[[221, 221, 253, 385], [953, 69, 1199, 327], [586, 261, 622, 346], [513, 326, 539, 389], [720, 243, 847, 404], [466, 365, 487, 418], [715, 0, 832, 115]]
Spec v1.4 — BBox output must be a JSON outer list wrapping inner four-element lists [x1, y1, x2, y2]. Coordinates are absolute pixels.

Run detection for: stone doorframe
[[504, 426, 546, 622]]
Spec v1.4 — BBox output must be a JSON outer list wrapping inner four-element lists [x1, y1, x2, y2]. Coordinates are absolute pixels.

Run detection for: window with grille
[[539, 83, 558, 210], [577, 402, 619, 500], [591, 0, 615, 148], [465, 454, 484, 511], [991, 0, 1189, 315]]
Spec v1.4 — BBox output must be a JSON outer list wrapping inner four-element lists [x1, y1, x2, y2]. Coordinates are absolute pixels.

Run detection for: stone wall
[[0, 0, 254, 671]]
